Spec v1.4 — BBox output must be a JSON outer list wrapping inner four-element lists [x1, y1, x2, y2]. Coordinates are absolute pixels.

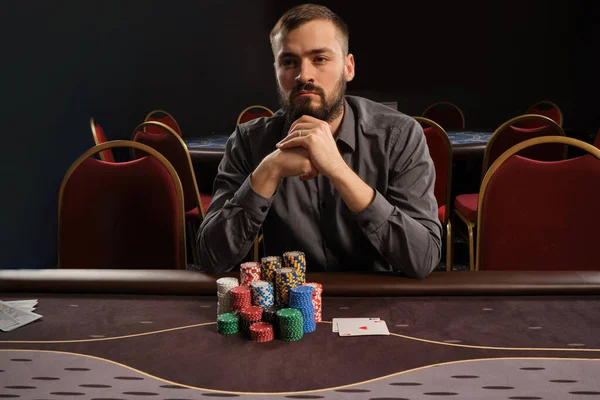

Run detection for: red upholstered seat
[[89, 117, 116, 162], [132, 126, 201, 215], [477, 137, 600, 270], [422, 102, 465, 130], [414, 117, 454, 270], [522, 100, 563, 128], [58, 141, 186, 269], [454, 193, 478, 222], [145, 110, 182, 136], [201, 194, 213, 216], [454, 114, 566, 271], [132, 121, 207, 264], [437, 205, 446, 224], [593, 128, 600, 149], [237, 105, 274, 125], [185, 202, 212, 222]]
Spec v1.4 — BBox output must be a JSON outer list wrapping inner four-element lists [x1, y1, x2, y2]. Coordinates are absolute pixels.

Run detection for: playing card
[[332, 317, 380, 332], [0, 301, 42, 332], [3, 300, 38, 312], [337, 318, 390, 336]]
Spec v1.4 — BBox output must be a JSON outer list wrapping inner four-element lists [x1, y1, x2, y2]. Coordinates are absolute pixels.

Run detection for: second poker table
[[1, 269, 600, 399]]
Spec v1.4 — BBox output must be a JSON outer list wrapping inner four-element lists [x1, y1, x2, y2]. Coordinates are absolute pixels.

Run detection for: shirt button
[[260, 206, 267, 212]]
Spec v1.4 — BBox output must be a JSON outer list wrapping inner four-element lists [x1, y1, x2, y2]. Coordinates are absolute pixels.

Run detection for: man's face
[[273, 19, 354, 124]]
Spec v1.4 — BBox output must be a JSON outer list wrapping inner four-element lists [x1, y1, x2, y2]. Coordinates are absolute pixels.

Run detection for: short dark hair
[[270, 4, 349, 55]]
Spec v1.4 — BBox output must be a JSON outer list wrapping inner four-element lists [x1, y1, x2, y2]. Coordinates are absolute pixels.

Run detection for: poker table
[[2, 269, 600, 399], [185, 130, 493, 164]]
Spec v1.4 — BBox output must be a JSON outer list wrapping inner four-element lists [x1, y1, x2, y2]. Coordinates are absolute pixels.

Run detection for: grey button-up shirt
[[197, 96, 442, 278]]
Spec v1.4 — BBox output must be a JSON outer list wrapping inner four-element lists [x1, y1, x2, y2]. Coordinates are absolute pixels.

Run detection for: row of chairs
[[419, 114, 600, 271], [91, 106, 275, 161], [60, 106, 275, 270], [421, 100, 563, 130], [63, 103, 598, 271], [59, 128, 600, 272]]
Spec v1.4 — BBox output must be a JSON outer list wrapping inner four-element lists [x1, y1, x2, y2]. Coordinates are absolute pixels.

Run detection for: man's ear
[[345, 53, 355, 82]]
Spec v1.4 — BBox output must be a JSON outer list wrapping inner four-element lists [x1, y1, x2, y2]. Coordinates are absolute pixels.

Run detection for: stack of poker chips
[[216, 312, 239, 335], [283, 251, 306, 284], [261, 256, 281, 285], [289, 286, 316, 333], [239, 306, 263, 338], [250, 281, 275, 308], [216, 277, 239, 316], [276, 308, 304, 341], [275, 267, 300, 307], [230, 285, 252, 313], [304, 282, 323, 322], [240, 262, 261, 286], [249, 322, 274, 342]]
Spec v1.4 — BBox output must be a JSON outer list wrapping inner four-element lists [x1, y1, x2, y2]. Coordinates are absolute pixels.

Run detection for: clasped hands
[[268, 115, 346, 182]]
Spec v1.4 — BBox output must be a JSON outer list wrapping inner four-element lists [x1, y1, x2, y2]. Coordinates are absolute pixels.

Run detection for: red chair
[[476, 136, 600, 270], [131, 121, 208, 263], [593, 128, 600, 149], [422, 102, 465, 130], [522, 100, 563, 128], [237, 105, 274, 125], [145, 110, 183, 136], [58, 140, 186, 269], [454, 114, 566, 271], [414, 117, 454, 271], [90, 117, 116, 162]]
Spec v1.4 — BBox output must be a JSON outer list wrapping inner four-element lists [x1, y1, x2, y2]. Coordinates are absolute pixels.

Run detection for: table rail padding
[[2, 269, 600, 296]]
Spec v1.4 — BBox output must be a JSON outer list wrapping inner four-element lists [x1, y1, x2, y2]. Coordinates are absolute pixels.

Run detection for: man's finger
[[276, 137, 308, 149]]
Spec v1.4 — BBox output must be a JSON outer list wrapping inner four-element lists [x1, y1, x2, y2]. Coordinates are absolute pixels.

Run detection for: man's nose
[[295, 61, 315, 84]]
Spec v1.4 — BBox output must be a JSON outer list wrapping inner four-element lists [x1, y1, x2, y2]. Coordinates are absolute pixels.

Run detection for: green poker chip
[[277, 308, 304, 341], [217, 312, 239, 335]]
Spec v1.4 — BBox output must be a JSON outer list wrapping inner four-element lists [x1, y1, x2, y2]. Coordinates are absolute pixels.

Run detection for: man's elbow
[[408, 235, 441, 279], [411, 262, 437, 280], [196, 232, 223, 274]]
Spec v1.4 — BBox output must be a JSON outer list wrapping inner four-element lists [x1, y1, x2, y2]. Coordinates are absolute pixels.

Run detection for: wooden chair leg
[[253, 233, 263, 262], [446, 219, 453, 272], [466, 220, 475, 271], [454, 209, 477, 272]]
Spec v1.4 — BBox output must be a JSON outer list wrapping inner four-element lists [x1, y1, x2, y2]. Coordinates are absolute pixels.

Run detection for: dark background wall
[[1, 0, 596, 269]]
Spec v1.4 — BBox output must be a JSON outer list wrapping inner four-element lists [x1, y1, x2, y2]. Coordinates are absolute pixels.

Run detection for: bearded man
[[197, 4, 442, 278]]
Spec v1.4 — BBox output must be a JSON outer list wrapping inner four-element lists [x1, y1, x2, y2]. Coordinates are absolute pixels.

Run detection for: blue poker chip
[[291, 286, 313, 295]]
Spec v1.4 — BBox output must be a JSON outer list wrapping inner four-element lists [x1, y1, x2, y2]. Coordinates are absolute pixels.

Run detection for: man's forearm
[[250, 160, 281, 198], [356, 192, 442, 279], [328, 165, 376, 213]]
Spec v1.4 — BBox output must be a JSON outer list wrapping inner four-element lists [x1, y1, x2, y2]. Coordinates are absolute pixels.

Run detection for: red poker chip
[[231, 286, 250, 295], [250, 322, 274, 342], [250, 322, 271, 331], [240, 306, 263, 320]]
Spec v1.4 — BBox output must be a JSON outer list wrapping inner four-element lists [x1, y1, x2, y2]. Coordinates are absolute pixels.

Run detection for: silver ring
[[298, 130, 303, 137]]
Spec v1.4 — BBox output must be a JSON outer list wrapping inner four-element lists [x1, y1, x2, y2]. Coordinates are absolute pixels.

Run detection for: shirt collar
[[335, 98, 356, 152]]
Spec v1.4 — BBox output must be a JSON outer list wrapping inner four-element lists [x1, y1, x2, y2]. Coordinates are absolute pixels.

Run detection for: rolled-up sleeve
[[356, 120, 443, 279], [197, 129, 274, 273]]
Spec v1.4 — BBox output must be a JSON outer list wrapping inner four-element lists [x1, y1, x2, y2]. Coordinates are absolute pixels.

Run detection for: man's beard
[[278, 76, 346, 124]]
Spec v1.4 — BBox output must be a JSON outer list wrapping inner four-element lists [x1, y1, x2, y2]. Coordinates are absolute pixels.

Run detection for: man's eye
[[281, 59, 296, 67], [314, 57, 327, 63]]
